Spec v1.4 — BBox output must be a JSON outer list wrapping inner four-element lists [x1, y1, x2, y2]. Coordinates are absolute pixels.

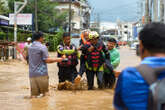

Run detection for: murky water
[[0, 47, 140, 110]]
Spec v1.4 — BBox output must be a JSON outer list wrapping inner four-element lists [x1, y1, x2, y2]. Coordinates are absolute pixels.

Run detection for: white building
[[117, 22, 134, 41], [52, 0, 91, 33], [100, 22, 116, 32]]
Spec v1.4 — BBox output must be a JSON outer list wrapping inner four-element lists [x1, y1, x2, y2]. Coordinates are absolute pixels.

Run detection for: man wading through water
[[28, 32, 63, 98]]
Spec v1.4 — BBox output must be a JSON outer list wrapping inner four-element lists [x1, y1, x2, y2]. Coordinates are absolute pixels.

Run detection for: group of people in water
[[27, 30, 120, 98], [21, 22, 165, 110]]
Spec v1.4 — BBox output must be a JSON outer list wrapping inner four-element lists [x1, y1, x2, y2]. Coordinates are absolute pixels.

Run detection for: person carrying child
[[78, 31, 110, 90]]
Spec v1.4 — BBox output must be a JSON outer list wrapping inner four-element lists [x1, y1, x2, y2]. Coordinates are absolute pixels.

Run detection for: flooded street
[[0, 47, 140, 110]]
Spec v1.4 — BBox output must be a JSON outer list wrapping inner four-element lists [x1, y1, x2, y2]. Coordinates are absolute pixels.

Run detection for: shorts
[[30, 75, 49, 96], [26, 56, 29, 64]]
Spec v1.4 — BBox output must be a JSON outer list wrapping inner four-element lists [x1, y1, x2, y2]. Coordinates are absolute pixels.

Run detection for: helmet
[[89, 31, 99, 40], [27, 37, 32, 41]]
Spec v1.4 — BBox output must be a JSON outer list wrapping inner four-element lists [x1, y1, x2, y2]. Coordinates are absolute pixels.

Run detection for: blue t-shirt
[[28, 41, 49, 78], [114, 57, 165, 110]]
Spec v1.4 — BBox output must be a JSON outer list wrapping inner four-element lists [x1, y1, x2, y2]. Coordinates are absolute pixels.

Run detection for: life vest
[[58, 44, 78, 67], [86, 44, 104, 70], [85, 41, 90, 45]]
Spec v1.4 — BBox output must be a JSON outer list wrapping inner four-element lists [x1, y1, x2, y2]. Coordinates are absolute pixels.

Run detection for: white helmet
[[89, 31, 99, 40], [27, 37, 32, 41]]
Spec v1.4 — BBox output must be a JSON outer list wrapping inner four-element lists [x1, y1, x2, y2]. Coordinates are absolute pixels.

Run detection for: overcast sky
[[89, 0, 139, 22]]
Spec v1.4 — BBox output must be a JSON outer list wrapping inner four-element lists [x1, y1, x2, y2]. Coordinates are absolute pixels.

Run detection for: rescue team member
[[57, 32, 78, 83], [104, 38, 120, 88], [78, 31, 110, 90], [78, 30, 90, 76], [28, 32, 63, 98]]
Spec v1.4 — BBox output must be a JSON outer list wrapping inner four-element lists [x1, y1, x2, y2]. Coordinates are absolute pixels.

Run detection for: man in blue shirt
[[114, 22, 165, 110]]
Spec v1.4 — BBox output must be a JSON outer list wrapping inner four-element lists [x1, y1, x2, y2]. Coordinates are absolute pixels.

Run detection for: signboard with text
[[9, 14, 32, 25], [0, 19, 9, 26]]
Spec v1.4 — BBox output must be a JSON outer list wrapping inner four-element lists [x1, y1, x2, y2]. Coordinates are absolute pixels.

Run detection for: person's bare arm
[[44, 57, 63, 63]]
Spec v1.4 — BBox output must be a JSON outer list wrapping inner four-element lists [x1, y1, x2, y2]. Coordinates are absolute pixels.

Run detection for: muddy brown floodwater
[[0, 47, 140, 110]]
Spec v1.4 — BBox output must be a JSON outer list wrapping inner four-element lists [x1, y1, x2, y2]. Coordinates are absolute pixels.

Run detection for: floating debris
[[57, 78, 88, 90]]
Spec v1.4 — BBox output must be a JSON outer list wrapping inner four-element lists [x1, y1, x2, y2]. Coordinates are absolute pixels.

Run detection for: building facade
[[117, 22, 134, 41], [52, 0, 91, 33]]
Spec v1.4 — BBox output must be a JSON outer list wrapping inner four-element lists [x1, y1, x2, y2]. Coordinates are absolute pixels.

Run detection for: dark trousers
[[79, 55, 86, 76], [26, 55, 29, 64], [86, 69, 103, 90], [58, 66, 78, 83], [103, 72, 116, 88]]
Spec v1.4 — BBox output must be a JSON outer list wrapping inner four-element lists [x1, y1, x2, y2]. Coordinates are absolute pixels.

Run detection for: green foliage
[[1, 0, 66, 51], [7, 0, 68, 32], [0, 31, 5, 40], [0, 0, 9, 15], [45, 28, 64, 51], [0, 26, 63, 51]]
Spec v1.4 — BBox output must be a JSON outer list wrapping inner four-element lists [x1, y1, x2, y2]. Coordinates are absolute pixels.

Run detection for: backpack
[[136, 64, 165, 110]]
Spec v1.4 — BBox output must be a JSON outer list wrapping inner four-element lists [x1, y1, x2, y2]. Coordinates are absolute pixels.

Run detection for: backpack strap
[[136, 64, 157, 85], [136, 64, 165, 110], [153, 66, 165, 74], [136, 64, 165, 85]]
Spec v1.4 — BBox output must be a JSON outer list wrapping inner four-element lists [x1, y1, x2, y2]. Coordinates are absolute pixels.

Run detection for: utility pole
[[14, 0, 27, 58], [160, 0, 164, 22], [153, 0, 158, 22], [149, 0, 153, 21], [14, 2, 18, 43], [145, 0, 150, 24], [14, 0, 27, 42], [35, 0, 38, 32], [69, 0, 72, 36]]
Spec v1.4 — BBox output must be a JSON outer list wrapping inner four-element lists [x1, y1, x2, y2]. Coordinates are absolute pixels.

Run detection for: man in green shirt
[[104, 38, 120, 88]]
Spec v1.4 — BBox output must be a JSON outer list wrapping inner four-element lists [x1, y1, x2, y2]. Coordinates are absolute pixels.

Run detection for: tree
[[0, 0, 8, 15], [7, 0, 68, 32]]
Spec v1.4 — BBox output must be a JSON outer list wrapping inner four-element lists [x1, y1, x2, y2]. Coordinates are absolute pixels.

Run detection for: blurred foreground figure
[[114, 23, 165, 110]]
